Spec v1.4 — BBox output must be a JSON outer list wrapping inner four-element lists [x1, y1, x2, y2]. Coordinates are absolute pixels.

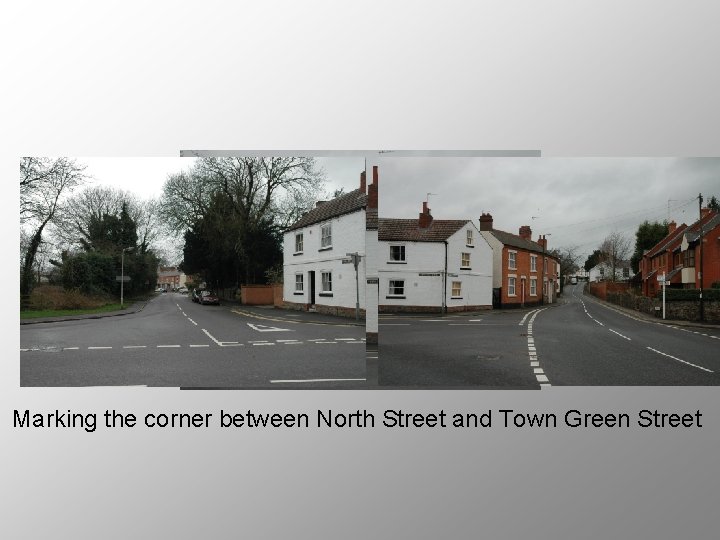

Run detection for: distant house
[[282, 170, 376, 317], [479, 214, 560, 308], [157, 266, 186, 290], [378, 201, 493, 313], [588, 260, 634, 282], [641, 208, 720, 296]]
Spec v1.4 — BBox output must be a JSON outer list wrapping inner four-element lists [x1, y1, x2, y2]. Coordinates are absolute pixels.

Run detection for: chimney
[[479, 213, 493, 231], [315, 200, 327, 208], [418, 201, 433, 228], [537, 235, 547, 250], [668, 220, 676, 234], [519, 225, 532, 240], [367, 166, 378, 209], [359, 171, 366, 194], [701, 207, 712, 219]]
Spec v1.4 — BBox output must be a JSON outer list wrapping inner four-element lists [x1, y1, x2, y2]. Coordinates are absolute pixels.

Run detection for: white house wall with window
[[283, 175, 369, 317], [378, 202, 493, 313]]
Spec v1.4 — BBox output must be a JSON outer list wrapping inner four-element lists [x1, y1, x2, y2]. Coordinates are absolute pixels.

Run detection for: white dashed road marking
[[88, 346, 112, 350], [270, 378, 366, 384], [646, 347, 713, 373], [525, 308, 550, 387], [608, 329, 631, 341]]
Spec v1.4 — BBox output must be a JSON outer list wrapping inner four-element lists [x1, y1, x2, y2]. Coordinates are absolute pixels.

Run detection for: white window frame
[[389, 245, 406, 262], [508, 250, 517, 270], [294, 233, 303, 254], [294, 273, 304, 293], [388, 279, 405, 296], [508, 276, 517, 296], [530, 277, 537, 296], [466, 229, 473, 246], [320, 223, 332, 249], [321, 271, 332, 293], [461, 252, 471, 269], [451, 281, 462, 298], [530, 255, 537, 272]]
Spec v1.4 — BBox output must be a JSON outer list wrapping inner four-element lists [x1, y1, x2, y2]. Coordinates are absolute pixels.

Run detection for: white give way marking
[[247, 323, 294, 333]]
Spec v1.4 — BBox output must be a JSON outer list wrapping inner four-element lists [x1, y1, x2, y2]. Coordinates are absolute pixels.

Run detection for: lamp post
[[120, 246, 134, 308]]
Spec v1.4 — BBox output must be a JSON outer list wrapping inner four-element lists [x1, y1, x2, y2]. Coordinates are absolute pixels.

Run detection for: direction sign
[[115, 276, 131, 282]]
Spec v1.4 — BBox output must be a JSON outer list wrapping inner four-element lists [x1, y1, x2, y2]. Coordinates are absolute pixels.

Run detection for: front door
[[308, 271, 316, 306]]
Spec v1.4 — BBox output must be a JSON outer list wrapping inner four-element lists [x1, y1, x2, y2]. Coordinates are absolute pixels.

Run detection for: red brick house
[[641, 208, 720, 296], [479, 214, 560, 308]]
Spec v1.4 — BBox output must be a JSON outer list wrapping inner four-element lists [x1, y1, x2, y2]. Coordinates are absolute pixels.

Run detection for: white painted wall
[[379, 222, 493, 308], [283, 210, 366, 309], [480, 230, 504, 289], [589, 262, 635, 282]]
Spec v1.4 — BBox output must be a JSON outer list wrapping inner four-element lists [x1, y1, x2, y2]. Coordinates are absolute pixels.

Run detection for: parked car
[[199, 291, 220, 305]]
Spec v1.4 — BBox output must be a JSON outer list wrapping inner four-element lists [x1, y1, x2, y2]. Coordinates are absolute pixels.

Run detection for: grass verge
[[20, 301, 135, 320]]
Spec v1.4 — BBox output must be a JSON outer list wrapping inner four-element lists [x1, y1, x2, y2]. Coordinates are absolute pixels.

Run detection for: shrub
[[29, 285, 110, 310], [656, 288, 720, 301]]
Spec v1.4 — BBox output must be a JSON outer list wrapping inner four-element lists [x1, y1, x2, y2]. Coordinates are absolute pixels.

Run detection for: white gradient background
[[3, 2, 720, 539]]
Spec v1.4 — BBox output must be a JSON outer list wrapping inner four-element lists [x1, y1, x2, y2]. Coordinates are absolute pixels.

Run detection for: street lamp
[[120, 246, 134, 308]]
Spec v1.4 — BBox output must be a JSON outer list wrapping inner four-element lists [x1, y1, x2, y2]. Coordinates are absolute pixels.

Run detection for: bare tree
[[20, 157, 88, 296], [56, 185, 164, 254], [550, 245, 582, 290], [599, 231, 632, 282]]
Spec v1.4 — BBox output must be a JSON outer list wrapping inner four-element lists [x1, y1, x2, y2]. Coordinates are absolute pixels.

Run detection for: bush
[[711, 281, 720, 289], [29, 285, 110, 310]]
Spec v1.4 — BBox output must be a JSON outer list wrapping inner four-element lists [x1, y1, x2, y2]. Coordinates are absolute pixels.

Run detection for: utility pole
[[345, 252, 362, 321], [699, 193, 704, 322]]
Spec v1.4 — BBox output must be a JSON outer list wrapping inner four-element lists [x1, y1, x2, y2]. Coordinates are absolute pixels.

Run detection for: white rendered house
[[283, 172, 373, 317], [378, 202, 493, 313]]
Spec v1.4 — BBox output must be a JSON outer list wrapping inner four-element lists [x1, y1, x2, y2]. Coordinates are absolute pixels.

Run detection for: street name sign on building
[[115, 276, 131, 282], [366, 278, 379, 285], [419, 273, 441, 277]]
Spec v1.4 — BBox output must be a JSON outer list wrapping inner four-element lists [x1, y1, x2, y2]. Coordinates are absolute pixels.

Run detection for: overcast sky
[[377, 157, 720, 259], [79, 156, 365, 200]]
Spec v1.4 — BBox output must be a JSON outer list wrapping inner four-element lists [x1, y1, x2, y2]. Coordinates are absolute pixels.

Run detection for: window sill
[[460, 267, 471, 270], [386, 295, 406, 299], [318, 292, 333, 297], [318, 246, 333, 252], [293, 292, 304, 296], [465, 244, 475, 248], [293, 252, 304, 256], [386, 261, 407, 264], [450, 297, 462, 300]]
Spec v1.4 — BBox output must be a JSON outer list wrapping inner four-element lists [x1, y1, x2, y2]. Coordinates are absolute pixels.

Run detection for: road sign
[[342, 258, 353, 264], [115, 276, 131, 282]]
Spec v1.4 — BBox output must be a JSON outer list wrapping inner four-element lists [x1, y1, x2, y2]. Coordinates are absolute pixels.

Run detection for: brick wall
[[241, 285, 274, 305], [588, 281, 631, 301], [603, 290, 720, 322]]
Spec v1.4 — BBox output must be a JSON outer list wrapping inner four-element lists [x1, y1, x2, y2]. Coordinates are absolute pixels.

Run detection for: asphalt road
[[533, 283, 720, 386], [378, 283, 720, 387], [378, 310, 539, 388], [20, 292, 366, 388]]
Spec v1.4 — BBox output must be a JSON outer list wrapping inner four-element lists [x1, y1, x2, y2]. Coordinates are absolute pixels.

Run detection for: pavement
[[580, 286, 720, 329]]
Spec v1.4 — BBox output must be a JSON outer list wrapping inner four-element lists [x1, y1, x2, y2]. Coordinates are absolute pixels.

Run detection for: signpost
[[346, 252, 362, 321], [658, 273, 666, 319]]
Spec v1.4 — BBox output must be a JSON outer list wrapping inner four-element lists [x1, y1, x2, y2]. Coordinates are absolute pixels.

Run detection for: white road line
[[519, 309, 538, 326], [252, 342, 275, 346], [335, 338, 357, 341], [187, 318, 198, 326], [307, 339, 327, 342], [123, 345, 146, 349], [344, 341, 365, 344], [314, 341, 338, 344], [181, 312, 187, 316], [533, 368, 544, 374], [379, 323, 411, 326], [276, 339, 299, 342], [201, 329, 222, 346], [646, 347, 713, 373], [88, 346, 112, 350], [157, 345, 181, 348], [469, 319, 484, 322], [608, 329, 631, 341], [283, 342, 303, 345], [189, 344, 209, 348], [536, 375, 549, 383], [63, 347, 80, 350], [270, 378, 366, 384], [248, 340, 269, 343]]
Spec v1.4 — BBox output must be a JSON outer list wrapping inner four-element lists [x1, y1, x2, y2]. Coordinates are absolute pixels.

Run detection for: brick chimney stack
[[418, 201, 433, 228], [479, 213, 493, 231], [519, 225, 532, 240], [367, 166, 378, 209], [668, 220, 677, 234], [537, 235, 547, 250], [360, 171, 366, 193]]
